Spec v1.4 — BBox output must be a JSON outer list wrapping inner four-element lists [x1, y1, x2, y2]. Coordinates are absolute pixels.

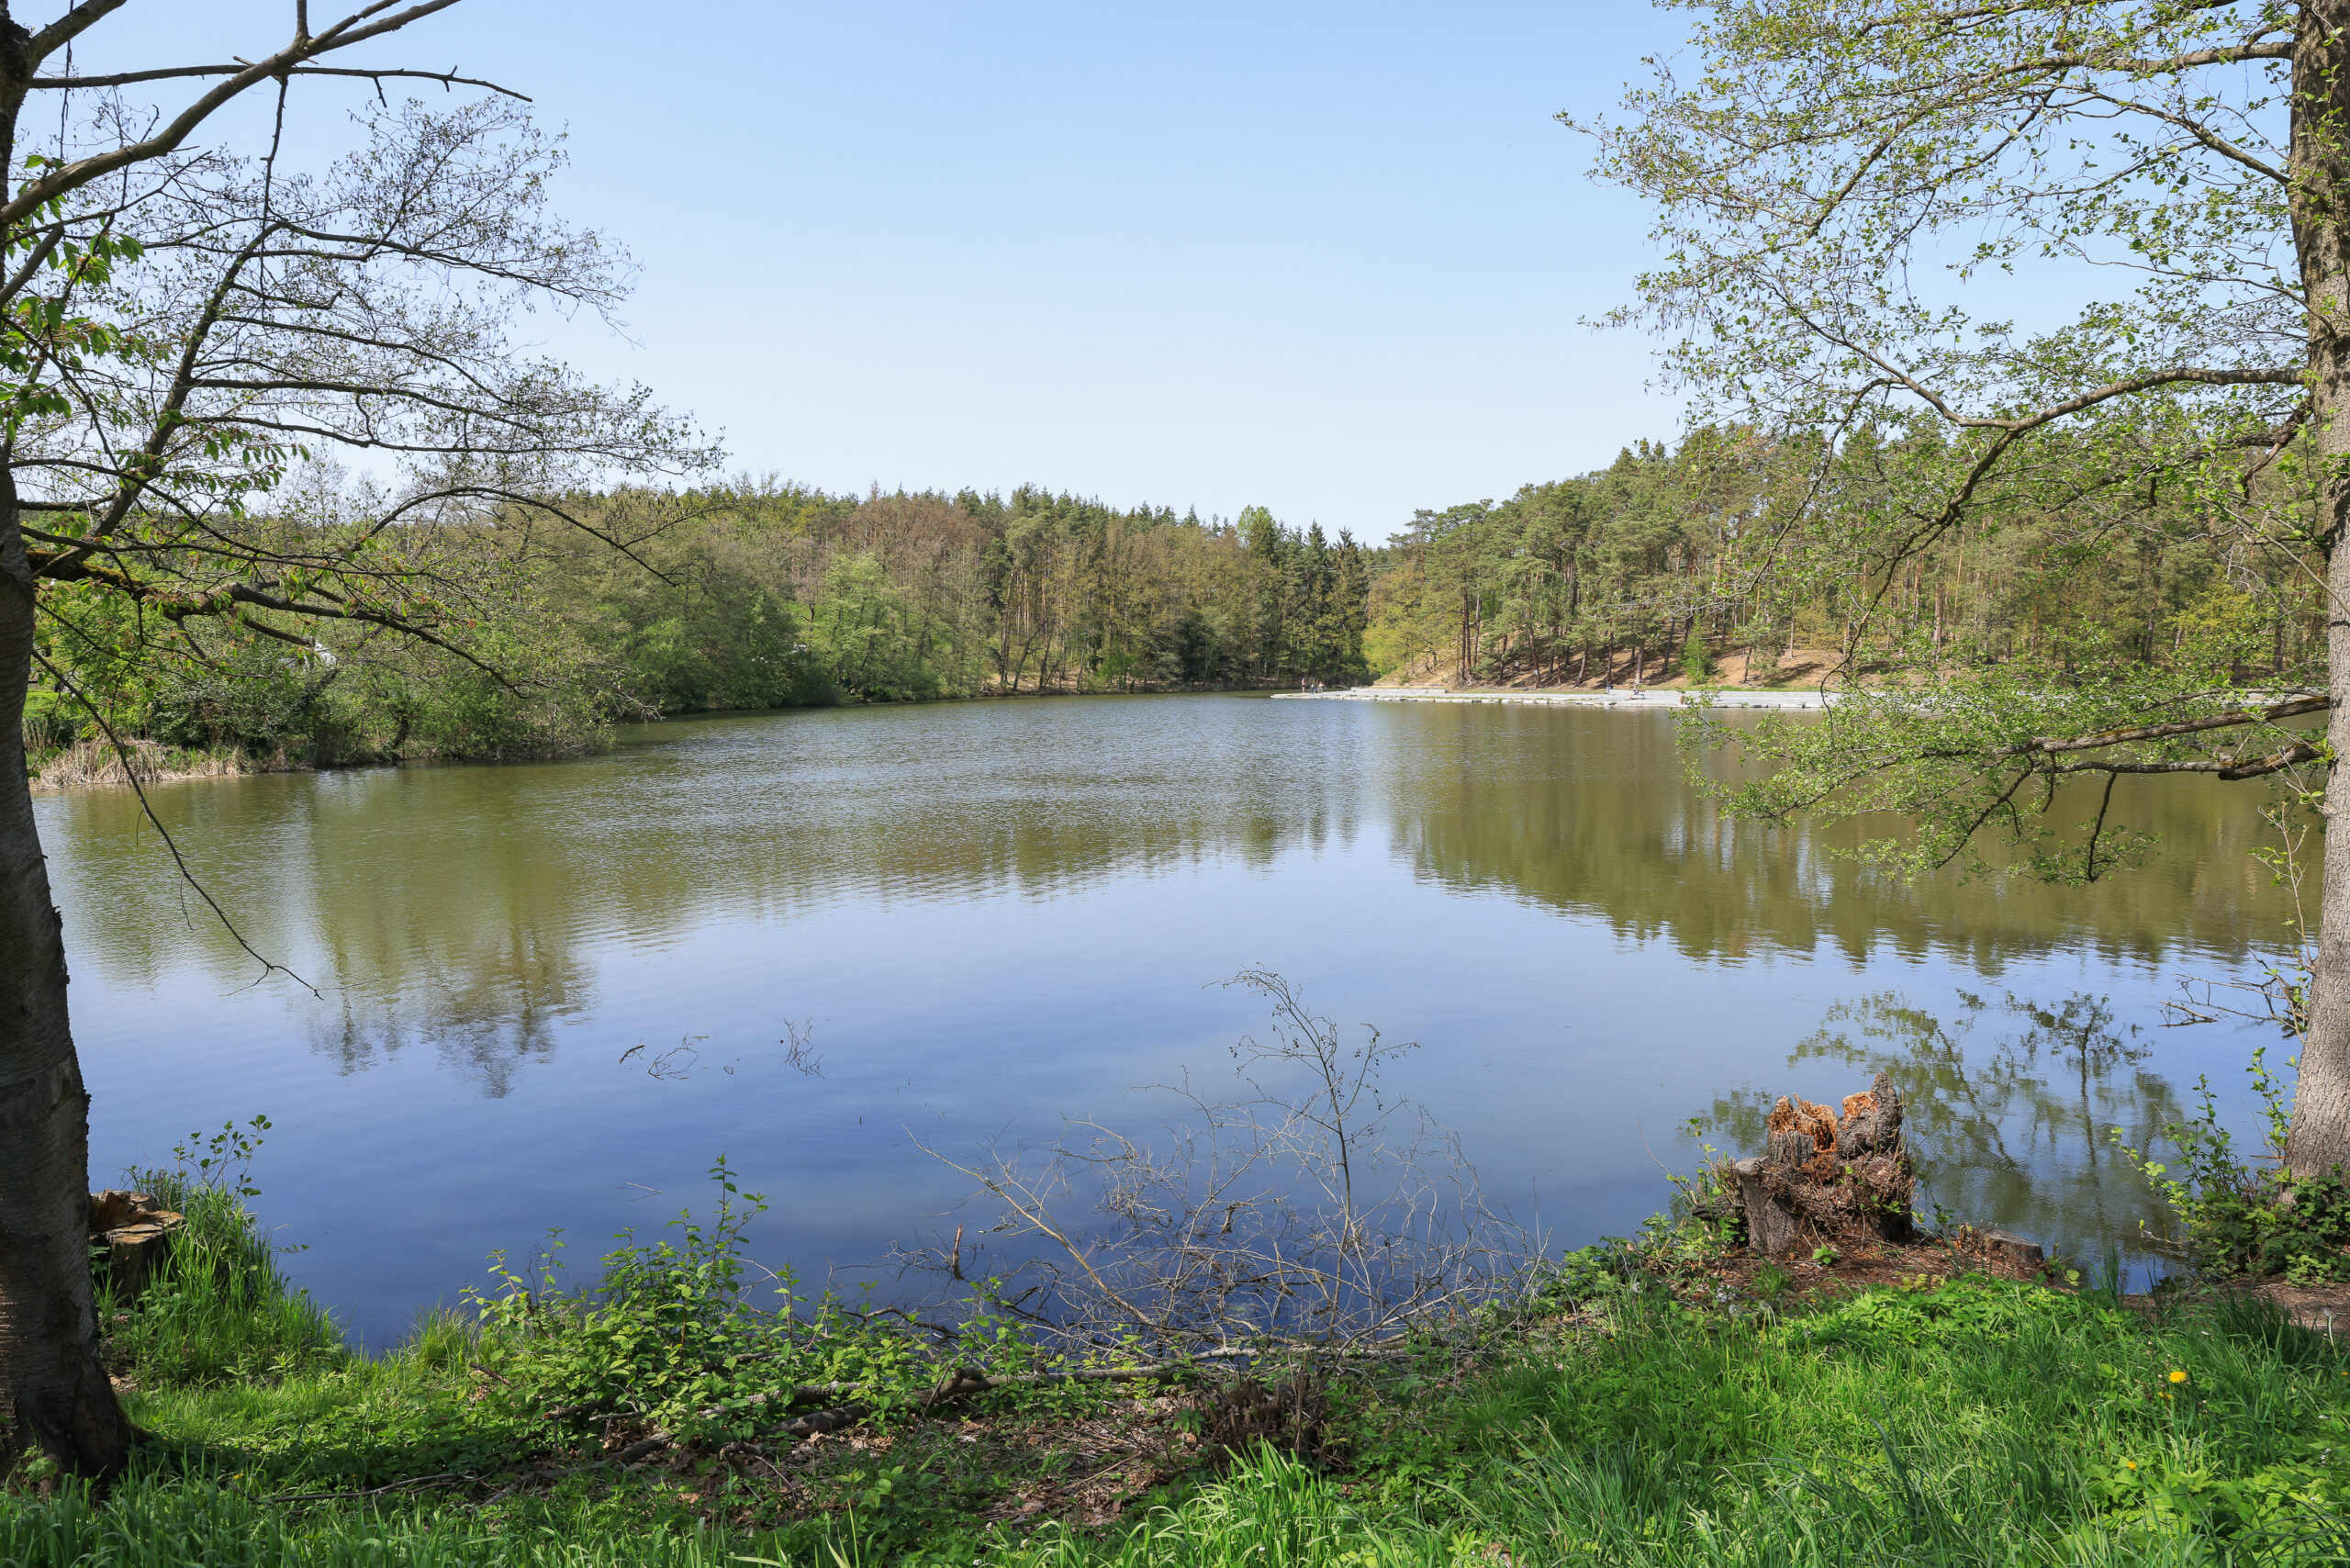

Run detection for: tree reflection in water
[[1704, 991, 2192, 1268]]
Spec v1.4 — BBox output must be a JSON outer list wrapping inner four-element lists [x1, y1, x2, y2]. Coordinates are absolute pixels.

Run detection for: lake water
[[50, 694, 2294, 1344]]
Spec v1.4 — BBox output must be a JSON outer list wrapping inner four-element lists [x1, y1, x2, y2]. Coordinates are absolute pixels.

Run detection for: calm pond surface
[[52, 694, 2293, 1343]]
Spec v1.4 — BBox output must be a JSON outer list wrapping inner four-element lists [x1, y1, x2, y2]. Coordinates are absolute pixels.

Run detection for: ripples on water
[[48, 695, 2292, 1341]]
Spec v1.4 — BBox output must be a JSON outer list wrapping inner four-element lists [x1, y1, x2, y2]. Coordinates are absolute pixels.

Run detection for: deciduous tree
[[1582, 2, 2350, 1171], [0, 1, 710, 1478]]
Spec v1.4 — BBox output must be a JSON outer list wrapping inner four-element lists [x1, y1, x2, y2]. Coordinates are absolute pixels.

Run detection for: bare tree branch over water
[[903, 969, 1529, 1359]]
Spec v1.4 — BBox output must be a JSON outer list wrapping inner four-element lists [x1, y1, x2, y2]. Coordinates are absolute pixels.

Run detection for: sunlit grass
[[105, 1170, 346, 1390], [996, 1283, 2350, 1568], [8, 1190, 2349, 1566]]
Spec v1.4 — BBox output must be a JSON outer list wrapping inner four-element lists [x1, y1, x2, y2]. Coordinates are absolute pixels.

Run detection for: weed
[[106, 1122, 344, 1388], [2120, 1047, 2350, 1280], [17, 1133, 2350, 1567]]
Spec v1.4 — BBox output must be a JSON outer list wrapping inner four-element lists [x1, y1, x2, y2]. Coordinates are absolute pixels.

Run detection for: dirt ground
[[1669, 1230, 2350, 1333]]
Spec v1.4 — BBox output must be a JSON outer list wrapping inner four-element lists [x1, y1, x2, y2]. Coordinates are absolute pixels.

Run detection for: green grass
[[9, 1191, 2350, 1565], [103, 1171, 347, 1389], [989, 1282, 2350, 1568]]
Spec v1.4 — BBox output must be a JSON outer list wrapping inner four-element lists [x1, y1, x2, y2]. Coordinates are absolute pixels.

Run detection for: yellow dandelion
[[2124, 1461, 2137, 1471], [2167, 1370, 2188, 1384]]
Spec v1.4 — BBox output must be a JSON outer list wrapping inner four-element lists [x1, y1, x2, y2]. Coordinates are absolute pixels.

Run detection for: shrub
[[1679, 628, 1713, 682], [2122, 1047, 2350, 1281]]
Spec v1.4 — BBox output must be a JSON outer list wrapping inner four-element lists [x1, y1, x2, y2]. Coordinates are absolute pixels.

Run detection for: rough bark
[[0, 460, 128, 1474], [1731, 1159, 1800, 1256], [2289, 6, 2350, 1181], [0, 5, 128, 1479], [1730, 1074, 1915, 1256]]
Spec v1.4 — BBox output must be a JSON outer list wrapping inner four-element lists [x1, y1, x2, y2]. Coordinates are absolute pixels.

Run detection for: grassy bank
[[8, 1171, 2349, 1566]]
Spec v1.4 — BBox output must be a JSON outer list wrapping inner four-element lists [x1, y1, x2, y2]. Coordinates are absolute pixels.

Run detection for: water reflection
[[43, 698, 2292, 1100], [1705, 991, 2196, 1262], [1387, 705, 2289, 967], [44, 696, 2300, 1340]]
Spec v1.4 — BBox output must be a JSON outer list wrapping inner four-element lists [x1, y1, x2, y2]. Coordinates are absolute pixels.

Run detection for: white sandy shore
[[1270, 686, 1845, 709]]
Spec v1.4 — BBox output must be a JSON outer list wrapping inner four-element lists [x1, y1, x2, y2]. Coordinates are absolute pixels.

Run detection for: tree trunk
[[2288, 6, 2350, 1180], [0, 471, 129, 1476], [0, 12, 130, 1478]]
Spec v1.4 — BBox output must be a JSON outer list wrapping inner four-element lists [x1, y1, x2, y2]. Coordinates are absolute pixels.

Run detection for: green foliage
[[0, 191, 148, 441], [464, 1161, 1066, 1451], [47, 1100, 2350, 1567], [22, 1168, 2350, 1567], [26, 481, 1386, 779], [555, 482, 1376, 715], [1678, 626, 1712, 683], [1536, 0, 2335, 931], [2122, 1048, 2350, 1282], [0, 1479, 773, 1568], [108, 1120, 346, 1389], [1793, 1275, 2121, 1351], [1421, 1279, 2350, 1566], [1368, 435, 1762, 689], [30, 570, 617, 776]]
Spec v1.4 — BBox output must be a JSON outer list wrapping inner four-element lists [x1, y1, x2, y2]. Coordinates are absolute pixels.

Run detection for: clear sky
[[81, 4, 1689, 543]]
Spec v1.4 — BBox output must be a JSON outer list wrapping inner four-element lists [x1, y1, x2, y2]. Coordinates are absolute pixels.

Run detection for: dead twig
[[267, 1470, 474, 1505]]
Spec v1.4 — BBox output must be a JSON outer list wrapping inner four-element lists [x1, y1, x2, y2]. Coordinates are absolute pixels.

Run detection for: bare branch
[[31, 65, 527, 101], [0, 0, 468, 230]]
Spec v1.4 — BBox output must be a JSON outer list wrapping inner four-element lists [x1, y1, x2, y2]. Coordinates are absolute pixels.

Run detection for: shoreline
[[33, 1170, 2344, 1566], [1273, 685, 1846, 709]]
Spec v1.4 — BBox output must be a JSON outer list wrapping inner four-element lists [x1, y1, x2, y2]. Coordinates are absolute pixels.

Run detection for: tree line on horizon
[[1368, 427, 2322, 694], [35, 417, 2322, 778], [27, 479, 1381, 769], [576, 481, 1380, 708]]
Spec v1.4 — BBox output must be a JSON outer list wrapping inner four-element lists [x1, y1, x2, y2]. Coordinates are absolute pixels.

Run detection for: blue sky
[[84, 4, 1690, 542]]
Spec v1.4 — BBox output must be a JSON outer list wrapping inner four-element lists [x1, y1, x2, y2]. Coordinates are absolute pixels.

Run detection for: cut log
[[1953, 1226, 2045, 1274], [1983, 1231, 2043, 1271], [88, 1190, 153, 1234], [88, 1190, 184, 1305]]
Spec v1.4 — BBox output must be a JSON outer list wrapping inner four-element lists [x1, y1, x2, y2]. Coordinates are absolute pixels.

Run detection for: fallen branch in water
[[900, 970, 1532, 1359]]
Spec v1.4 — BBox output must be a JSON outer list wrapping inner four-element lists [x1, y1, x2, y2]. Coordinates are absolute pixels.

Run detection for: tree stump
[[1728, 1072, 1916, 1257], [88, 1190, 184, 1305], [1730, 1159, 1800, 1256], [1951, 1226, 2045, 1274]]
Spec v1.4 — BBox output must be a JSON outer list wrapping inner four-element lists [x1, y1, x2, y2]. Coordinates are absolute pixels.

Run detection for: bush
[[468, 1160, 1040, 1450], [2122, 1047, 2350, 1281], [110, 1119, 347, 1386], [1679, 628, 1713, 682]]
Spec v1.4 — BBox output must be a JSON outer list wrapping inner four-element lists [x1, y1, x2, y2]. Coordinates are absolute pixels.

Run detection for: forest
[[1364, 429, 2324, 695], [29, 405, 2326, 791], [27, 482, 1379, 777], [31, 421, 2322, 781]]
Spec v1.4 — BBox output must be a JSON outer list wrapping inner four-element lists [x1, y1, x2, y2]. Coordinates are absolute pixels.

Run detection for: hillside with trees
[[1362, 430, 2322, 695]]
